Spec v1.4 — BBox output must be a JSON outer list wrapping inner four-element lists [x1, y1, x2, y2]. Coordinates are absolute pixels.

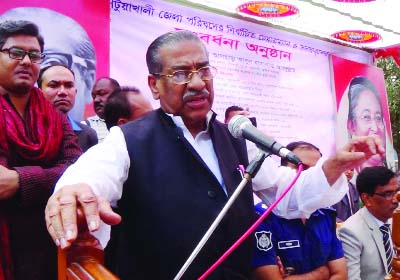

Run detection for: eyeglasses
[[0, 47, 45, 63], [152, 65, 217, 85], [372, 190, 399, 200], [357, 114, 384, 127]]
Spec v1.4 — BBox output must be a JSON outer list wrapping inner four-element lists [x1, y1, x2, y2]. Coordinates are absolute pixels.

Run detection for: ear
[[117, 118, 128, 126], [148, 74, 160, 100], [360, 193, 371, 207], [347, 119, 355, 134]]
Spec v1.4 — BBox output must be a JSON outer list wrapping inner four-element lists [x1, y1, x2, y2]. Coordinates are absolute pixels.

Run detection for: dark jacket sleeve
[[77, 122, 98, 152], [14, 115, 82, 207]]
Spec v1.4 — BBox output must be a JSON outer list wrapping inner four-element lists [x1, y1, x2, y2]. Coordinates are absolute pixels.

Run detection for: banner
[[110, 0, 371, 155], [332, 55, 396, 171], [1, 1, 110, 120], [1, 0, 378, 157]]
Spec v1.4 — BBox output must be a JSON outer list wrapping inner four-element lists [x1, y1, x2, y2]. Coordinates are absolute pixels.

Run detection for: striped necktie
[[380, 224, 393, 273]]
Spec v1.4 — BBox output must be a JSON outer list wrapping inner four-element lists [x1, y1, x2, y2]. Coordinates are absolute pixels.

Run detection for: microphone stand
[[173, 150, 268, 280]]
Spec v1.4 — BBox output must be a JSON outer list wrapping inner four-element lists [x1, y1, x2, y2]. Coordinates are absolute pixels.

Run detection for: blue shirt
[[67, 115, 82, 132], [252, 203, 343, 275]]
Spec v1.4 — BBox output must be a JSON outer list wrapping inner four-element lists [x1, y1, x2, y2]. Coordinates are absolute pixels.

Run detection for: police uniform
[[252, 203, 343, 275]]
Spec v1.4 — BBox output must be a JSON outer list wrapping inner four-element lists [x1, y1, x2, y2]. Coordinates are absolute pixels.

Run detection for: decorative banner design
[[331, 30, 381, 43], [237, 1, 299, 18]]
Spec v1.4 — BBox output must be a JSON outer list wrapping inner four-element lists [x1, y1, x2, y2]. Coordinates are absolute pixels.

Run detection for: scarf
[[0, 88, 64, 162], [0, 88, 64, 280]]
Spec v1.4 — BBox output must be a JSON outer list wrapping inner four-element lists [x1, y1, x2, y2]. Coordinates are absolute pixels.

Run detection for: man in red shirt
[[0, 20, 81, 280]]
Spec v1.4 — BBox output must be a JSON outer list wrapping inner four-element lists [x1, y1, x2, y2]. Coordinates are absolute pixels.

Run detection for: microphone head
[[228, 115, 252, 138]]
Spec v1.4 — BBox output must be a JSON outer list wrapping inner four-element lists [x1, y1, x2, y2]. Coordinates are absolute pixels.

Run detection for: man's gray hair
[[146, 30, 207, 74]]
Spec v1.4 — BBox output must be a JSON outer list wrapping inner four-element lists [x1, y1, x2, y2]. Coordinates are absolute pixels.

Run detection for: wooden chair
[[57, 209, 119, 280]]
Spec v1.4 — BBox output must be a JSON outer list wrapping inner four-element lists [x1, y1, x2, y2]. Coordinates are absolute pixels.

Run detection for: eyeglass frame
[[151, 65, 217, 85], [371, 190, 400, 200], [356, 113, 384, 127], [0, 47, 45, 63]]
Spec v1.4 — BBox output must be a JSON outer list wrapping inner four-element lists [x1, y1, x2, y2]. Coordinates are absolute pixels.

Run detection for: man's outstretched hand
[[45, 183, 121, 249]]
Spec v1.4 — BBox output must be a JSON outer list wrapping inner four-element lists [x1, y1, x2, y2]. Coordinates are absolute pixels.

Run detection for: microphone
[[228, 115, 302, 165]]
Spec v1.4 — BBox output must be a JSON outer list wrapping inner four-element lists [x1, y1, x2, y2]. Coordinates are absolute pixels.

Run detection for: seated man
[[38, 64, 98, 151], [252, 141, 346, 279], [338, 166, 398, 280], [103, 86, 153, 129]]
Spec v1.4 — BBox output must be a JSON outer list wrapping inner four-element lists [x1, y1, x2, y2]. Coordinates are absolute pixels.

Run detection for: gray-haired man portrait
[[1, 7, 96, 121]]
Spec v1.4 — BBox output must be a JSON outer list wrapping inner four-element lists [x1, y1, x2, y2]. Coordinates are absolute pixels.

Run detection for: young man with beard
[[0, 20, 81, 279]]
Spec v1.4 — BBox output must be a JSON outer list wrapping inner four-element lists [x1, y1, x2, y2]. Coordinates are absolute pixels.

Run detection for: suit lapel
[[361, 208, 388, 271]]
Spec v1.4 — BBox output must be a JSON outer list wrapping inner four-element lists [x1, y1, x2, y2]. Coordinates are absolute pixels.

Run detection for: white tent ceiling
[[181, 0, 400, 51]]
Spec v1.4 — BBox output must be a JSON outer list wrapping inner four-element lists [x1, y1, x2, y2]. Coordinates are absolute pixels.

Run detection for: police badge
[[255, 231, 273, 251]]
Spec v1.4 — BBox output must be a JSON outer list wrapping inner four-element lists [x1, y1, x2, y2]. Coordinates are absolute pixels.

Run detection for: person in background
[[83, 77, 120, 142], [45, 30, 385, 279], [1, 7, 97, 121], [339, 166, 398, 280], [252, 141, 346, 279], [0, 20, 81, 279], [332, 168, 360, 222], [224, 105, 257, 127], [103, 86, 153, 130], [38, 64, 98, 151], [224, 105, 250, 124]]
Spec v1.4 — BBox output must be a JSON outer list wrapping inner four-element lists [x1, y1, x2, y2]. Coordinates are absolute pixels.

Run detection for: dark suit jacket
[[71, 120, 98, 152], [114, 109, 255, 279], [332, 182, 360, 222]]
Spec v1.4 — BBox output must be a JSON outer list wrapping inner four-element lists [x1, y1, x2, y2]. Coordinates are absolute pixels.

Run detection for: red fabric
[[0, 88, 64, 280], [0, 216, 12, 280], [0, 88, 64, 163], [374, 46, 400, 67]]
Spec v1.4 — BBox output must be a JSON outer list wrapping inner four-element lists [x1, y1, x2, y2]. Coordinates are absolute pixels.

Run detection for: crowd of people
[[0, 19, 397, 280]]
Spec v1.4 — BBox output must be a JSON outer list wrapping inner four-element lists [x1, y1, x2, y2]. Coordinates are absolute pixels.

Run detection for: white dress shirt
[[82, 115, 109, 143], [248, 142, 347, 219]]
